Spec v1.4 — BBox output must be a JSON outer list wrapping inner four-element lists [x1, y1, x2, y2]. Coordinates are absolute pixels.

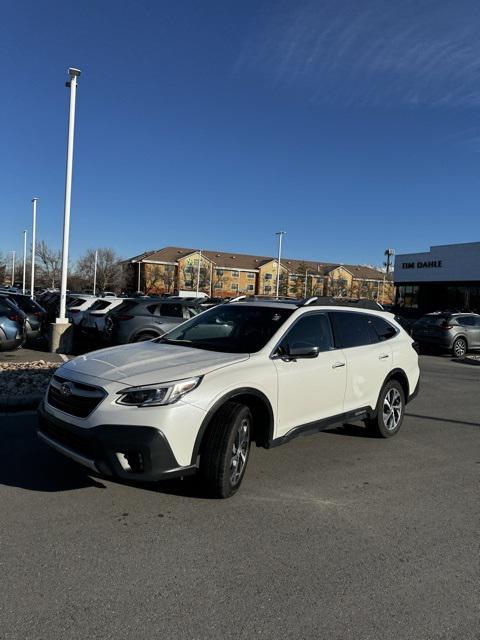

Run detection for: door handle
[[378, 353, 389, 359], [332, 361, 346, 368]]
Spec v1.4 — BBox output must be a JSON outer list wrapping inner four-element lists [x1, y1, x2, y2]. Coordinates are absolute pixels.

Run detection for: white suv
[[38, 299, 420, 498]]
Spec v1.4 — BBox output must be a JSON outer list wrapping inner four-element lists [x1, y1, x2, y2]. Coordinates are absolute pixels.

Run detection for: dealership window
[[397, 285, 419, 308], [231, 284, 239, 290]]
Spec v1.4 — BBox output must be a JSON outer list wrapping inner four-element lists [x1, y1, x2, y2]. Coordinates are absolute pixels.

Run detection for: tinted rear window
[[416, 315, 448, 326], [330, 312, 375, 348], [89, 300, 111, 311], [6, 296, 40, 313], [110, 301, 137, 315], [159, 303, 183, 318], [370, 316, 397, 341]]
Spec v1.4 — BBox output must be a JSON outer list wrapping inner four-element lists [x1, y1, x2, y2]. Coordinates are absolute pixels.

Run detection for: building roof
[[127, 246, 389, 281]]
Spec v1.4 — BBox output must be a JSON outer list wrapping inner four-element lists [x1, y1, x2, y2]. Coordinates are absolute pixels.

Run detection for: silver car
[[0, 297, 27, 350], [412, 312, 480, 357], [105, 298, 203, 344]]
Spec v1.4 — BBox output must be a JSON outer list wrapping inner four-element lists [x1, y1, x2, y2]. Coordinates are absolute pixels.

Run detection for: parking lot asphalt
[[0, 354, 478, 640]]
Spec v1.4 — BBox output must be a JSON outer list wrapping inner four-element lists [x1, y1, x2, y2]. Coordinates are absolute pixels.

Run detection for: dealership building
[[394, 241, 480, 313]]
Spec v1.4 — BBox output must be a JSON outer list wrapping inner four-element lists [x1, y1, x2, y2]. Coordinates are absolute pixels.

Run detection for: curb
[[0, 394, 43, 413]]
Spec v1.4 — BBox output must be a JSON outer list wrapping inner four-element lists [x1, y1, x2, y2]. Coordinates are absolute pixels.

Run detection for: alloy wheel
[[382, 388, 402, 431], [454, 339, 466, 357], [229, 418, 250, 486]]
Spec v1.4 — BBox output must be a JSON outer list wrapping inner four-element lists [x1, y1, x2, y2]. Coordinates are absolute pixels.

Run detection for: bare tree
[[76, 248, 124, 293], [328, 276, 349, 297], [0, 251, 7, 285], [36, 240, 62, 288]]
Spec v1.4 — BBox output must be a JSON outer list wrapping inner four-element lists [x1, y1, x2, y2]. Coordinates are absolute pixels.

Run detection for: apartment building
[[123, 246, 393, 302]]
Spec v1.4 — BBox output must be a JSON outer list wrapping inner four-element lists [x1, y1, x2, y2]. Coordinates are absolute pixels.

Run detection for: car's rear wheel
[[364, 379, 405, 438], [452, 337, 467, 358], [199, 401, 252, 498], [132, 332, 158, 342]]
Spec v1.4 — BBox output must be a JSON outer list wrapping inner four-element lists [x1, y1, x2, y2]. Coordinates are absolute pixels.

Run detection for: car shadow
[[451, 356, 480, 366], [0, 414, 212, 497], [323, 422, 378, 438], [405, 412, 480, 428]]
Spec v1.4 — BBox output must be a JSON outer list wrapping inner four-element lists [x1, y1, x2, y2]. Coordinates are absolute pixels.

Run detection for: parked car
[[412, 312, 480, 356], [38, 299, 420, 498], [0, 297, 27, 350], [0, 292, 46, 341], [81, 298, 124, 335], [104, 298, 203, 344], [66, 295, 99, 327]]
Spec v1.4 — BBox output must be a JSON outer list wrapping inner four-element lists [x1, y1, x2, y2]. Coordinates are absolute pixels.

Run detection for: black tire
[[364, 379, 405, 438], [452, 337, 467, 358], [199, 401, 252, 498], [132, 332, 158, 343]]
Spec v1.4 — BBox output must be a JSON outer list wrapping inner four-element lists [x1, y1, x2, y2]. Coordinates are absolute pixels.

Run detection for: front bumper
[[37, 403, 197, 481]]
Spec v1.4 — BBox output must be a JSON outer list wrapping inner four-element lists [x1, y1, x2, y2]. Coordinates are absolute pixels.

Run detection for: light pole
[[137, 262, 141, 292], [304, 269, 309, 298], [30, 198, 37, 298], [93, 250, 98, 295], [11, 251, 16, 286], [275, 231, 286, 299], [382, 248, 395, 304], [58, 67, 81, 322], [22, 230, 27, 294]]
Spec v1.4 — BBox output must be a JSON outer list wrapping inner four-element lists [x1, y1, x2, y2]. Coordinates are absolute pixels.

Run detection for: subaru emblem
[[60, 382, 73, 396]]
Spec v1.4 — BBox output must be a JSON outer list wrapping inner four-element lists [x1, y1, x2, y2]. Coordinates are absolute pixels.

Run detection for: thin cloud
[[235, 0, 480, 107]]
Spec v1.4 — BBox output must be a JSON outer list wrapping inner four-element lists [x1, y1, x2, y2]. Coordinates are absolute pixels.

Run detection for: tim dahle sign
[[402, 260, 443, 270]]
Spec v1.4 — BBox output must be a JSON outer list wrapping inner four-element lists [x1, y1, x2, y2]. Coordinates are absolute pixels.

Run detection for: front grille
[[47, 375, 106, 418], [39, 420, 95, 459]]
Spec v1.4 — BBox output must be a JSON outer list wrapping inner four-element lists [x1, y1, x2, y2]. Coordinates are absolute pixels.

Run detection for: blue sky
[[2, 0, 480, 268]]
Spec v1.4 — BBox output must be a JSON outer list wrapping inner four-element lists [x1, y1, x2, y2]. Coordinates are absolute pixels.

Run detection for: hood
[[61, 341, 249, 386]]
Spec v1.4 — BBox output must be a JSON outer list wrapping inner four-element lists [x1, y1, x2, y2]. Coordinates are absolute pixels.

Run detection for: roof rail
[[303, 296, 318, 306], [301, 296, 383, 311], [226, 295, 247, 304]]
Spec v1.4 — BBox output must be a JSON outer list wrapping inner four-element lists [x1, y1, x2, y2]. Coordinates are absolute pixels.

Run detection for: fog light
[[116, 451, 144, 473]]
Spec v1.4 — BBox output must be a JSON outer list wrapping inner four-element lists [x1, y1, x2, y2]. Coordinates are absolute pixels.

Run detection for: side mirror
[[288, 344, 320, 359]]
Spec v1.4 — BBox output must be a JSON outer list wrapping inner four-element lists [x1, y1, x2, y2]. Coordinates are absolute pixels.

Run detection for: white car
[[38, 299, 420, 498], [66, 295, 100, 327], [82, 298, 124, 334]]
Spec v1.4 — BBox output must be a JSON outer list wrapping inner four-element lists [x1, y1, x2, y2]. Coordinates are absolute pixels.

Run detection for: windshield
[[160, 304, 294, 353]]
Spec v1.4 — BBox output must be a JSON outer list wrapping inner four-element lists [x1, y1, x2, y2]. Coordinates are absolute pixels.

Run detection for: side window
[[457, 316, 475, 326], [330, 312, 375, 348], [474, 317, 480, 327], [145, 304, 159, 315], [370, 316, 398, 341], [277, 313, 334, 355], [159, 303, 183, 318]]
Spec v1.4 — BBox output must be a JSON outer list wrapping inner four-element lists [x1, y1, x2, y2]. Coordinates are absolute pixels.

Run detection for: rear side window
[[89, 300, 111, 311], [370, 316, 398, 341], [330, 312, 374, 348], [0, 300, 11, 314], [7, 296, 40, 313], [159, 303, 183, 318], [457, 316, 475, 326], [277, 313, 334, 354], [112, 301, 137, 315]]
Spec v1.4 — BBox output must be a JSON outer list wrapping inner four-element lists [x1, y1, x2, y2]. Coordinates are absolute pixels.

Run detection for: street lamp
[[22, 230, 27, 294], [30, 198, 37, 298], [58, 67, 81, 322], [382, 248, 395, 304], [10, 250, 15, 286], [196, 250, 202, 295], [93, 250, 98, 295], [275, 231, 286, 299]]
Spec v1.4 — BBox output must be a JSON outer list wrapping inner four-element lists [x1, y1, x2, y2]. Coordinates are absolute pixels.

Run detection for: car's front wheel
[[199, 401, 252, 498], [364, 379, 405, 438]]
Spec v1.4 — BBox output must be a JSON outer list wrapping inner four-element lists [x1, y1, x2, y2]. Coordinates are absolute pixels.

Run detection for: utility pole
[[137, 262, 141, 292], [30, 198, 37, 298], [304, 269, 309, 298], [58, 67, 81, 322], [22, 230, 27, 294], [275, 231, 286, 299], [382, 248, 395, 304], [93, 250, 98, 295]]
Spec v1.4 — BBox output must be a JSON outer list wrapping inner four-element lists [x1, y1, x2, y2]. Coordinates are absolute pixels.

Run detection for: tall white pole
[[137, 262, 141, 291], [275, 231, 286, 299], [304, 269, 309, 298], [58, 68, 81, 322], [11, 251, 16, 286], [22, 230, 27, 294], [93, 250, 98, 295], [30, 198, 37, 298], [196, 250, 202, 294]]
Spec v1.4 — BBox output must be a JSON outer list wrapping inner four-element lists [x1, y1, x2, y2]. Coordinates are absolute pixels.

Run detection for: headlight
[[116, 377, 201, 407]]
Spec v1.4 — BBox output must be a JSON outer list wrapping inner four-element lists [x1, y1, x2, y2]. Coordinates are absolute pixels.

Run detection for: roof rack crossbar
[[300, 296, 383, 311]]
